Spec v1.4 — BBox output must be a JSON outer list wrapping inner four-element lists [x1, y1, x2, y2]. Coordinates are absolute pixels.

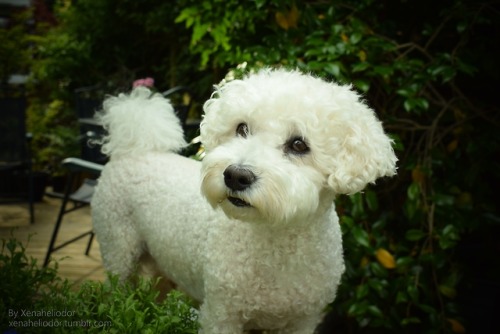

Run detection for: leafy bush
[[30, 0, 201, 94], [0, 10, 32, 85], [26, 98, 80, 175], [0, 236, 198, 334]]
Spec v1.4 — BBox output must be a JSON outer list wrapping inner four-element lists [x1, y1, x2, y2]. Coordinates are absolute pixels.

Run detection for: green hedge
[[0, 236, 198, 334]]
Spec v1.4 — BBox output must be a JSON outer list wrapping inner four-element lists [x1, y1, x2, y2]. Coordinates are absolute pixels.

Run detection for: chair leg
[[43, 174, 74, 267], [85, 232, 95, 255], [43, 205, 65, 267]]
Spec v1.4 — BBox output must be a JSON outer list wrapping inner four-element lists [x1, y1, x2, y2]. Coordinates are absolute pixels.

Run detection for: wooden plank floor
[[0, 195, 106, 285]]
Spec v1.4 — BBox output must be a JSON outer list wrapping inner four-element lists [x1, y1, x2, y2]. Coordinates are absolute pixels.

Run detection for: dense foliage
[[0, 236, 199, 333], [0, 10, 31, 87], [30, 0, 209, 96], [2, 0, 499, 333]]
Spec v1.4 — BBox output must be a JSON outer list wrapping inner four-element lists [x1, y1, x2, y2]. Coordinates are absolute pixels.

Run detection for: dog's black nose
[[224, 165, 256, 191]]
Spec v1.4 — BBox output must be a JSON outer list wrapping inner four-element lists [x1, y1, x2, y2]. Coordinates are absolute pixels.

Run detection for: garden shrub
[[0, 236, 198, 333]]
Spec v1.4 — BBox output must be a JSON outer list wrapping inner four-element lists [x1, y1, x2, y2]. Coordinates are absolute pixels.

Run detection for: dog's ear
[[324, 95, 398, 195]]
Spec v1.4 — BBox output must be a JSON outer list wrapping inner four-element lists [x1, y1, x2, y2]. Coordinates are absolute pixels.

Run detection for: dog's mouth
[[227, 196, 252, 207]]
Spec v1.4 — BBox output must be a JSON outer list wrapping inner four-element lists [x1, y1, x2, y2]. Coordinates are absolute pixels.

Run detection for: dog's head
[[200, 69, 397, 225]]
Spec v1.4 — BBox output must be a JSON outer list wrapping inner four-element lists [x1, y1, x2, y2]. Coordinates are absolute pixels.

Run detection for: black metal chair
[[43, 158, 103, 266], [43, 87, 106, 267], [0, 96, 35, 224], [43, 157, 103, 266]]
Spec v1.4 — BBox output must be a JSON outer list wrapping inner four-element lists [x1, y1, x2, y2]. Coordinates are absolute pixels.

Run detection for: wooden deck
[[0, 195, 106, 285]]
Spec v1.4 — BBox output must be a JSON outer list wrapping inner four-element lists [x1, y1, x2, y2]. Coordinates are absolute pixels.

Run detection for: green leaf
[[350, 193, 365, 218], [365, 190, 379, 211], [254, 0, 266, 9], [414, 97, 429, 110], [417, 303, 436, 314], [332, 24, 343, 34], [404, 200, 419, 220], [433, 193, 454, 206], [354, 79, 370, 92], [352, 62, 370, 72], [456, 21, 467, 33], [356, 284, 369, 299], [373, 65, 394, 77], [442, 224, 459, 238], [389, 133, 405, 151], [341, 215, 354, 226], [405, 229, 426, 241], [192, 23, 210, 44], [351, 225, 370, 248], [348, 302, 364, 316], [324, 62, 341, 77], [350, 32, 362, 44], [396, 88, 412, 97], [407, 183, 420, 200], [441, 67, 457, 82], [304, 48, 324, 58], [368, 278, 389, 298], [369, 263, 388, 278], [324, 45, 337, 55], [97, 303, 107, 316], [439, 224, 460, 249], [404, 99, 416, 112], [307, 60, 325, 71], [438, 285, 457, 298], [367, 305, 383, 318], [407, 285, 419, 302], [396, 290, 408, 304]]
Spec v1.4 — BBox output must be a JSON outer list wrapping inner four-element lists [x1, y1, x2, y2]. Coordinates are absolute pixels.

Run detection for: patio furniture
[[43, 157, 103, 267], [43, 87, 105, 267]]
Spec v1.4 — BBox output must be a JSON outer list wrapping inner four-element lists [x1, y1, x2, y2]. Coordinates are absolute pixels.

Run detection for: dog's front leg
[[198, 301, 244, 334]]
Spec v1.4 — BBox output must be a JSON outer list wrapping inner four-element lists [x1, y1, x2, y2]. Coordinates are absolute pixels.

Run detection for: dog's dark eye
[[236, 123, 249, 138], [286, 137, 310, 155]]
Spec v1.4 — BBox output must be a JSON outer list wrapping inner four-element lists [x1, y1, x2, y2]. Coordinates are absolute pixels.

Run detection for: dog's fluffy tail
[[96, 87, 187, 159]]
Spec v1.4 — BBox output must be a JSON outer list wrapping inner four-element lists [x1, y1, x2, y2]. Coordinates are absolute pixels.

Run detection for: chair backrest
[[0, 97, 28, 163], [75, 96, 101, 119], [74, 87, 106, 164], [162, 86, 193, 129]]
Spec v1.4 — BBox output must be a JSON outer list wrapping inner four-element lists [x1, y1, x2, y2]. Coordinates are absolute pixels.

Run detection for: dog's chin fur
[[92, 68, 397, 334]]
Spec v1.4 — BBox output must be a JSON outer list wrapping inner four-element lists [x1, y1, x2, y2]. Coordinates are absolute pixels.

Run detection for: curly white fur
[[96, 87, 187, 158], [91, 68, 397, 334], [202, 69, 397, 196]]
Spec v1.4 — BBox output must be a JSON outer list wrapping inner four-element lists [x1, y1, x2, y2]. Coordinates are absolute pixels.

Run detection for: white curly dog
[[91, 68, 397, 333]]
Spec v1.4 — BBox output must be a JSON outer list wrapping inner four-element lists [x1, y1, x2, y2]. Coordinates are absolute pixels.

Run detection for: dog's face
[[200, 69, 397, 225]]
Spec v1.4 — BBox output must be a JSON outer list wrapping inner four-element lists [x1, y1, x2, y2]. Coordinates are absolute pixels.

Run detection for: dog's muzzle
[[224, 164, 256, 207]]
